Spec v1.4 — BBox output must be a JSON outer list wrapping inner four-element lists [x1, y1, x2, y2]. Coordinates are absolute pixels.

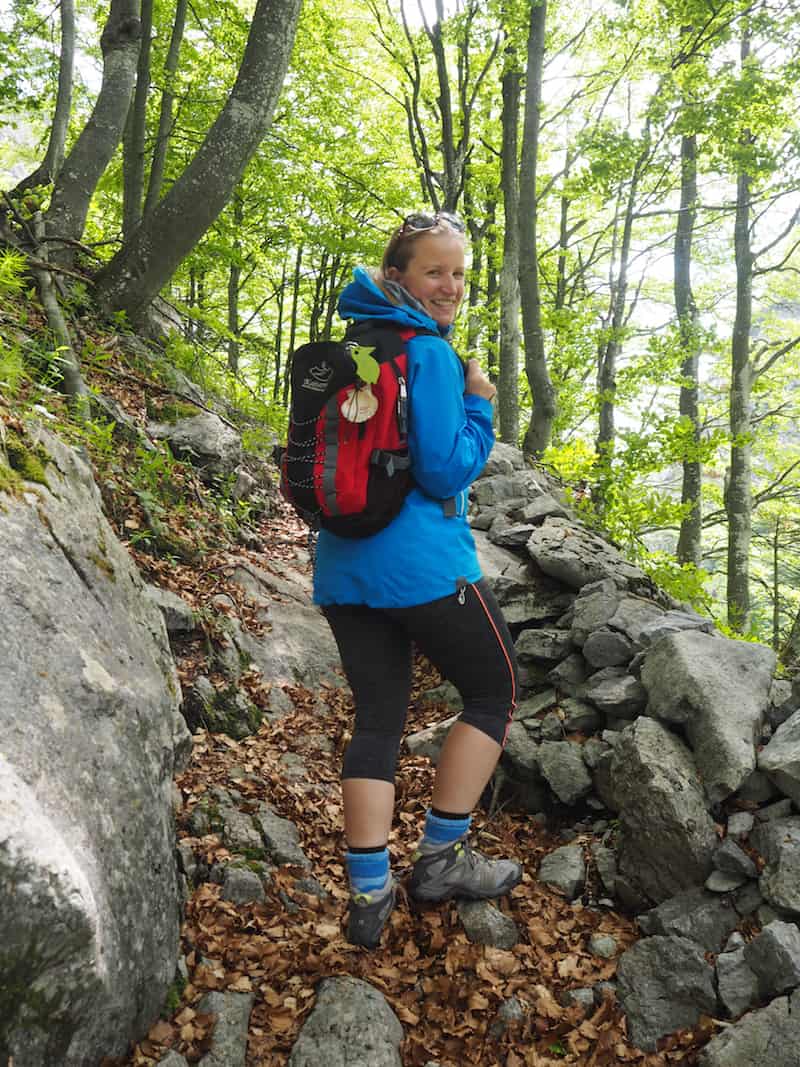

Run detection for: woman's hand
[[464, 358, 496, 402]]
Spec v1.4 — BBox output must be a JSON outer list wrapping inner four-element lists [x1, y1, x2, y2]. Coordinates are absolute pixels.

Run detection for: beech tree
[[94, 0, 302, 324], [45, 0, 142, 265], [10, 0, 75, 197], [518, 0, 555, 457]]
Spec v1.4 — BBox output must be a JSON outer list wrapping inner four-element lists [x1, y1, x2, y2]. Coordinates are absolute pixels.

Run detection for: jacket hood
[[337, 267, 453, 338]]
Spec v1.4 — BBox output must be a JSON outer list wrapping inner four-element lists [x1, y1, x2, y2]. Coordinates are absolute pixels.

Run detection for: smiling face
[[386, 232, 466, 328]]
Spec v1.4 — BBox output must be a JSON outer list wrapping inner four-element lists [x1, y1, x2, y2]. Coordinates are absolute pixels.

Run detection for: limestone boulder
[[641, 631, 775, 803], [149, 411, 242, 484], [611, 718, 717, 904], [0, 429, 185, 1065]]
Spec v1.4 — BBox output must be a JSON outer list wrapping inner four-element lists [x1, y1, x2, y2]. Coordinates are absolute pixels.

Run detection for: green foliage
[[3, 0, 800, 650], [0, 249, 28, 296], [0, 344, 27, 397]]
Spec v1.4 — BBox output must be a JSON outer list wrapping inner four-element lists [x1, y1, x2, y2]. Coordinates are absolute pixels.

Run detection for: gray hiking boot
[[409, 835, 522, 902], [346, 878, 396, 948]]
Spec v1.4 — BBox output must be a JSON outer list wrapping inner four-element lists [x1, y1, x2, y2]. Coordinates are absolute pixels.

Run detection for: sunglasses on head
[[399, 211, 466, 234]]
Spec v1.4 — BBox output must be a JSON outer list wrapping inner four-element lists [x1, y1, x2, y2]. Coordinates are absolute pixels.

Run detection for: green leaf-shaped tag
[[351, 344, 380, 384]]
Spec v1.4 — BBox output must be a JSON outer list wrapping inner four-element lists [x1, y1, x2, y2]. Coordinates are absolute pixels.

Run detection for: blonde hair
[[380, 216, 466, 275]]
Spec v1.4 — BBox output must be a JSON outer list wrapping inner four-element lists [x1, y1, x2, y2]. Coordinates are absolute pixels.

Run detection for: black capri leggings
[[323, 577, 519, 784]]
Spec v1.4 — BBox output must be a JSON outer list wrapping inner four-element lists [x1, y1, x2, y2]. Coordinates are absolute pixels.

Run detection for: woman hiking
[[313, 211, 522, 948]]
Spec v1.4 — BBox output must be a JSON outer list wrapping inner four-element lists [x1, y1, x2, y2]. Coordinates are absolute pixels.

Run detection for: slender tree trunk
[[429, 3, 458, 210], [675, 129, 703, 566], [282, 244, 303, 406], [464, 185, 484, 354], [498, 61, 521, 445], [727, 167, 753, 632], [122, 0, 152, 238], [772, 520, 780, 650], [485, 202, 499, 378], [31, 215, 89, 407], [10, 0, 76, 195], [45, 0, 142, 265], [186, 267, 197, 340], [519, 0, 555, 457], [143, 0, 187, 217], [726, 28, 754, 634], [94, 0, 302, 324], [227, 197, 243, 374], [781, 600, 800, 674], [555, 185, 569, 311], [272, 258, 287, 400]]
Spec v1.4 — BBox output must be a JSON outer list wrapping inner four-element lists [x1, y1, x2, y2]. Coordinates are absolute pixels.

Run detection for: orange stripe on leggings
[[470, 582, 517, 746]]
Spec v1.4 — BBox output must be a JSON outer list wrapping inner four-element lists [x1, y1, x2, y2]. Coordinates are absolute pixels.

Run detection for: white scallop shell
[[340, 384, 379, 423]]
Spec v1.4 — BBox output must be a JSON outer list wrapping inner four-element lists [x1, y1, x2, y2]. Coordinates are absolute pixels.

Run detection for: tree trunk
[[596, 171, 640, 458], [727, 164, 753, 632], [10, 0, 76, 196], [282, 244, 303, 407], [485, 206, 499, 377], [772, 519, 780, 651], [143, 0, 187, 217], [726, 30, 754, 634], [780, 598, 800, 675], [94, 0, 302, 323], [518, 0, 555, 457], [45, 0, 142, 264], [272, 258, 287, 400], [675, 129, 703, 566], [498, 62, 521, 445], [122, 0, 152, 238], [227, 196, 243, 375]]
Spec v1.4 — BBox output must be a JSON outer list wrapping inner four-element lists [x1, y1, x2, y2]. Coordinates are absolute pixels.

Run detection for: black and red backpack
[[279, 321, 433, 538]]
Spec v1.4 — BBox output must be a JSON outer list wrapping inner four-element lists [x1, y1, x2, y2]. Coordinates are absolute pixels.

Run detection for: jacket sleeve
[[407, 334, 495, 499]]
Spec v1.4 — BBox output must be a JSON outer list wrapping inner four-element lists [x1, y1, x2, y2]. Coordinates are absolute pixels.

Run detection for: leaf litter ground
[[106, 506, 718, 1067]]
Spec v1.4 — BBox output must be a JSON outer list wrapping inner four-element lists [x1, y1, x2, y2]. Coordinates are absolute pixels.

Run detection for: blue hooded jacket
[[312, 267, 495, 607]]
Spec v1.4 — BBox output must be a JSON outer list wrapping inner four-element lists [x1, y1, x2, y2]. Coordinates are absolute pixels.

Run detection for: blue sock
[[421, 809, 471, 847], [345, 848, 390, 895]]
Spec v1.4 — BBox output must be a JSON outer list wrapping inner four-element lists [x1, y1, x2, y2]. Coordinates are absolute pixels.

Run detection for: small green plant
[[0, 248, 27, 297], [161, 971, 187, 1018], [82, 418, 117, 465], [0, 343, 27, 397]]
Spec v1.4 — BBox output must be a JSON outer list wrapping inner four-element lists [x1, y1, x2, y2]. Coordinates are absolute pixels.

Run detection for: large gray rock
[[224, 562, 342, 690], [196, 990, 254, 1067], [288, 977, 403, 1067], [457, 901, 520, 948], [616, 935, 717, 1052], [611, 718, 717, 904], [474, 530, 574, 625], [405, 714, 458, 762], [538, 843, 585, 899], [697, 990, 800, 1067], [750, 816, 800, 916], [582, 667, 647, 718], [637, 887, 739, 952], [716, 946, 759, 1018], [641, 631, 775, 803], [571, 583, 666, 650], [526, 517, 647, 590], [537, 741, 592, 804], [0, 430, 184, 1065], [150, 411, 242, 484], [758, 709, 800, 805], [743, 920, 800, 999]]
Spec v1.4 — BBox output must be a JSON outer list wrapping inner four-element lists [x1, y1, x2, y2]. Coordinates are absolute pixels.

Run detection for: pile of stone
[[403, 441, 800, 1059]]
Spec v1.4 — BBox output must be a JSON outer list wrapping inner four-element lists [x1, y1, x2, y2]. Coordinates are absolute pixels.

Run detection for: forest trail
[[111, 503, 715, 1067]]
